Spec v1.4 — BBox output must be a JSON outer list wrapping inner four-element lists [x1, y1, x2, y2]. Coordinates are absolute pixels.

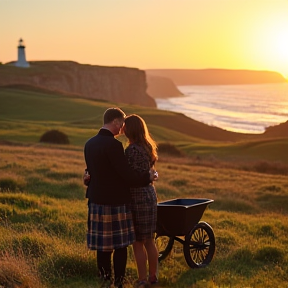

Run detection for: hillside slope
[[141, 112, 254, 142], [0, 86, 254, 143], [1, 86, 288, 164], [1, 86, 287, 143], [262, 120, 288, 138], [146, 69, 287, 85]]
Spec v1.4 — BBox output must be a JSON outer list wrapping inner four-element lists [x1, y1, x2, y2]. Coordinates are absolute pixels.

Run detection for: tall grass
[[1, 86, 288, 287], [1, 143, 288, 287]]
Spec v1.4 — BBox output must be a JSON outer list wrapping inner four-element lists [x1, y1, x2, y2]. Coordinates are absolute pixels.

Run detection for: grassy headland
[[0, 86, 288, 288]]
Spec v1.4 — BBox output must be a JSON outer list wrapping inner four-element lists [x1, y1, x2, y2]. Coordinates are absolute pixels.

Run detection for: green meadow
[[0, 87, 288, 288]]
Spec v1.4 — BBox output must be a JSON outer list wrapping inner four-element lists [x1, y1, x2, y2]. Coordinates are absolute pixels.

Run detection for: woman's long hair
[[123, 114, 158, 164]]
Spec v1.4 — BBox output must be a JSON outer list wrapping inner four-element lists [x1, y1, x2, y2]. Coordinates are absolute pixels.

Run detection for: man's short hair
[[103, 107, 126, 124]]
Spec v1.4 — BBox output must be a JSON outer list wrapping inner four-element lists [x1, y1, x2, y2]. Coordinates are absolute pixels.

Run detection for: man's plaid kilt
[[87, 202, 135, 251]]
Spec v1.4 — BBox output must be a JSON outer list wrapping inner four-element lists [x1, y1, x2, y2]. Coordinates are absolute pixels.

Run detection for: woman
[[122, 114, 159, 288]]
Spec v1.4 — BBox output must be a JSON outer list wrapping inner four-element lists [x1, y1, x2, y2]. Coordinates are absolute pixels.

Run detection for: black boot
[[97, 251, 112, 287], [113, 247, 127, 288]]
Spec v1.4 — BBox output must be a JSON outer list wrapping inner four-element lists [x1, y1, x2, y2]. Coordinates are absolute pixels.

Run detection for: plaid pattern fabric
[[130, 185, 157, 241], [125, 143, 158, 242], [87, 203, 135, 251]]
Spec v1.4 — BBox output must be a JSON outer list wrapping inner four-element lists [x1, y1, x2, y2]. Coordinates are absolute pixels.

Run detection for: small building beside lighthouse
[[15, 38, 30, 68]]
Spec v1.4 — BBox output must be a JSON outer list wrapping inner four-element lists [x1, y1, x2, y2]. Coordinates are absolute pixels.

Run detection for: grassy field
[[1, 86, 288, 163], [0, 87, 288, 287]]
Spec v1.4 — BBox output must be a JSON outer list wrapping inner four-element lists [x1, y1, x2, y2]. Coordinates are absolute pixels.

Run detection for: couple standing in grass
[[84, 107, 158, 288]]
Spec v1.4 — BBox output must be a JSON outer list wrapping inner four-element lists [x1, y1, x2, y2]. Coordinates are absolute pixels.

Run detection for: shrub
[[38, 253, 96, 280], [0, 204, 13, 221], [0, 178, 18, 192], [231, 247, 253, 262], [158, 143, 183, 157], [213, 198, 256, 214], [255, 246, 285, 263], [12, 236, 46, 258], [256, 225, 274, 237], [0, 253, 43, 288], [39, 130, 69, 144], [169, 179, 188, 187], [25, 177, 84, 200], [253, 161, 288, 175]]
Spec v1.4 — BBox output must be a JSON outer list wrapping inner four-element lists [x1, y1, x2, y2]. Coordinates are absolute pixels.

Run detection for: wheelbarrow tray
[[157, 198, 214, 236]]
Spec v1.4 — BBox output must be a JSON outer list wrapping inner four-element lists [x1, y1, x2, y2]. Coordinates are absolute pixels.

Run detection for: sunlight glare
[[270, 28, 288, 60], [251, 15, 288, 77]]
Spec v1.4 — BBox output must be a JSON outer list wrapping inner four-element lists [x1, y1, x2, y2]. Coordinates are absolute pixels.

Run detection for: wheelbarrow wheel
[[155, 235, 174, 262], [183, 221, 215, 268]]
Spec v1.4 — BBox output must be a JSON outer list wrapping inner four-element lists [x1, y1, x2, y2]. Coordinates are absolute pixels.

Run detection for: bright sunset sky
[[1, 0, 288, 78]]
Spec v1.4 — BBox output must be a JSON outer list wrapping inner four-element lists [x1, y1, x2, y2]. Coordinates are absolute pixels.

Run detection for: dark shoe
[[100, 279, 112, 288], [99, 275, 112, 288], [114, 276, 125, 288], [134, 280, 150, 288], [114, 282, 123, 288], [149, 275, 158, 285]]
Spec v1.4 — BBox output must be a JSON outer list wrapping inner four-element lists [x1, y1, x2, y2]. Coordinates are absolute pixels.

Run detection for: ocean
[[155, 83, 288, 134]]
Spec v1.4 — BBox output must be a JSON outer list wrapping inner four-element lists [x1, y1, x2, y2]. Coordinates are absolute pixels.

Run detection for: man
[[84, 107, 156, 288]]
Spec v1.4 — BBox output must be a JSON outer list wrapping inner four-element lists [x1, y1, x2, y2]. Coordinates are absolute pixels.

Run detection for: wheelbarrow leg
[[155, 235, 174, 262]]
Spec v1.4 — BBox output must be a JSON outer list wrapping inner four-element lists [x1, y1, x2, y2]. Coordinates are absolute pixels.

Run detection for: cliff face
[[146, 69, 287, 85], [146, 75, 183, 98], [0, 61, 156, 107]]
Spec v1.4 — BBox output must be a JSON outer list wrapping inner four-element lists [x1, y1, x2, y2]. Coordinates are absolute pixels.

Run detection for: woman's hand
[[149, 168, 158, 182], [83, 169, 90, 186]]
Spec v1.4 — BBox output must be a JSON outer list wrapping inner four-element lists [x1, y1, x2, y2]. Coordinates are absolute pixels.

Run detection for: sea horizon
[[155, 83, 288, 134]]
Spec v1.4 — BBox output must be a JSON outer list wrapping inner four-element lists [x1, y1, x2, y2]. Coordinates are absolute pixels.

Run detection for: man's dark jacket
[[84, 128, 151, 205]]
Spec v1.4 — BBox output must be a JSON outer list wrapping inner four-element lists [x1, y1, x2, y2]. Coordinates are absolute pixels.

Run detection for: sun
[[265, 22, 288, 77], [268, 26, 288, 61], [248, 15, 288, 78]]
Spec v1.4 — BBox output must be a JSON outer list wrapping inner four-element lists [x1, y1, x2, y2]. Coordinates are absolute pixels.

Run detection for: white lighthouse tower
[[15, 38, 30, 68]]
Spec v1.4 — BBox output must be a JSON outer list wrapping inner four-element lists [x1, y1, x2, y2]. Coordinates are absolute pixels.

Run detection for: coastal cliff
[[0, 61, 156, 107], [146, 75, 183, 98], [146, 69, 287, 85]]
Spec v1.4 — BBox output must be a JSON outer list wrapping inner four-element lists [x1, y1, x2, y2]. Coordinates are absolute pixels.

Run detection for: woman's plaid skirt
[[130, 185, 157, 241], [87, 202, 135, 252]]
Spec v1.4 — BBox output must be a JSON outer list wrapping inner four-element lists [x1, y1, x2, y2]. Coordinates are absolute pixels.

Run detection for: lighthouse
[[15, 38, 30, 68]]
